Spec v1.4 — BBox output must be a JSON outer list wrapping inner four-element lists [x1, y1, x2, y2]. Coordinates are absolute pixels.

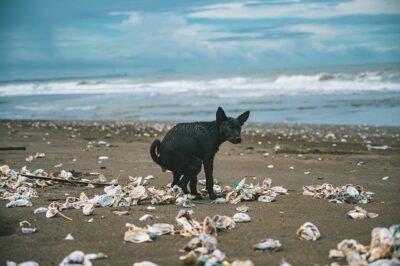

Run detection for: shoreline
[[0, 119, 399, 265]]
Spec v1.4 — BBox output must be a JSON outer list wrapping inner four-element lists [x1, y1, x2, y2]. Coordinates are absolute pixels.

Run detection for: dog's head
[[216, 107, 250, 144]]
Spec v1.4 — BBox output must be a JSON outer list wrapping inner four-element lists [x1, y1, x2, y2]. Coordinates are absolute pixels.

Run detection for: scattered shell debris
[[302, 183, 374, 204], [296, 222, 321, 241], [236, 205, 249, 213], [6, 261, 39, 266], [328, 224, 399, 265], [64, 233, 74, 240], [347, 206, 379, 220]]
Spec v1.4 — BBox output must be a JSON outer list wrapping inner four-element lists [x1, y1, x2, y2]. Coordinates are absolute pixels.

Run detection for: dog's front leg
[[203, 156, 217, 200]]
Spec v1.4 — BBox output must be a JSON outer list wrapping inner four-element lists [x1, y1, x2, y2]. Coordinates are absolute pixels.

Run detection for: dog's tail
[[150, 139, 162, 166]]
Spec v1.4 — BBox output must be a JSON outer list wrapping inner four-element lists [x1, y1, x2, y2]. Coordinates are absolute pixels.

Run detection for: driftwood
[[20, 173, 111, 187]]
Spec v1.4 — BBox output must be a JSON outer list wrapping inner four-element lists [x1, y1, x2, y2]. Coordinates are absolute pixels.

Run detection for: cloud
[[188, 0, 400, 19]]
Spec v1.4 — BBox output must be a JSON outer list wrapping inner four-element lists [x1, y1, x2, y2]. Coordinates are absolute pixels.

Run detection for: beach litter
[[347, 206, 378, 220], [296, 222, 321, 241], [328, 224, 400, 265], [366, 144, 391, 151], [302, 183, 374, 204], [133, 262, 158, 266]]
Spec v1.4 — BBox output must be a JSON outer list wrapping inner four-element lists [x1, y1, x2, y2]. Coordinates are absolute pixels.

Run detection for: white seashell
[[367, 212, 379, 219], [124, 230, 152, 243], [83, 252, 107, 260], [21, 228, 37, 234], [46, 206, 58, 218], [82, 204, 95, 216], [131, 185, 147, 200], [254, 238, 282, 252], [179, 251, 197, 264], [99, 195, 113, 207], [232, 213, 251, 223], [113, 210, 129, 216], [236, 205, 249, 213], [146, 206, 156, 211], [296, 222, 321, 241], [235, 178, 246, 191], [59, 250, 92, 266], [382, 176, 390, 180], [271, 186, 288, 195], [33, 207, 48, 214], [59, 170, 72, 179], [133, 261, 158, 266], [139, 214, 153, 221], [267, 164, 274, 169], [98, 156, 109, 160], [64, 233, 74, 240], [144, 175, 154, 180], [147, 223, 174, 236], [231, 260, 255, 266], [346, 186, 359, 198], [280, 259, 292, 266], [6, 199, 32, 208], [258, 195, 275, 202], [6, 261, 39, 266], [212, 198, 227, 204]]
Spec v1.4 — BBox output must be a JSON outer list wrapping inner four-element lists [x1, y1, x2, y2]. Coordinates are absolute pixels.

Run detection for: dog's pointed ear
[[216, 107, 227, 125], [237, 110, 250, 125]]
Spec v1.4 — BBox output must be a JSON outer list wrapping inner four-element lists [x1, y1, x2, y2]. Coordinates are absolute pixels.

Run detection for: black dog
[[150, 107, 250, 199]]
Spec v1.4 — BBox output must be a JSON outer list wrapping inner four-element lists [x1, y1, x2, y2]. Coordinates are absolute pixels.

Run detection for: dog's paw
[[208, 193, 217, 200], [192, 193, 203, 200]]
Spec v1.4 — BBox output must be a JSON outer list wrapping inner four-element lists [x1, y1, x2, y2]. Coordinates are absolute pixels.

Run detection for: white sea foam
[[1, 72, 399, 97]]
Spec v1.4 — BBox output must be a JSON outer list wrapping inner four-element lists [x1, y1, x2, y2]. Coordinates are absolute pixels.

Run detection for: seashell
[[368, 246, 392, 262], [262, 178, 272, 189], [345, 185, 359, 198], [59, 250, 91, 266], [336, 239, 368, 254], [19, 220, 31, 227], [236, 205, 249, 213], [80, 192, 89, 203], [46, 206, 59, 218], [202, 216, 217, 236], [83, 252, 107, 260], [328, 249, 345, 259], [98, 156, 108, 160], [179, 251, 197, 264], [6, 261, 39, 266], [99, 195, 113, 207], [235, 178, 246, 191], [211, 249, 226, 262], [146, 206, 156, 211], [132, 262, 158, 266], [280, 259, 292, 266], [370, 227, 392, 248], [124, 230, 152, 243], [213, 185, 222, 195], [212, 215, 235, 231], [144, 175, 154, 180], [131, 185, 147, 200], [200, 233, 218, 253], [147, 223, 174, 236], [254, 238, 282, 252], [257, 195, 275, 202], [82, 203, 95, 216], [6, 199, 32, 208], [296, 222, 320, 241], [0, 164, 10, 175], [347, 206, 368, 219], [271, 186, 288, 195], [64, 233, 74, 240], [113, 210, 129, 216], [233, 213, 251, 223], [33, 207, 48, 214], [231, 260, 255, 266], [139, 214, 153, 221], [21, 227, 37, 234]]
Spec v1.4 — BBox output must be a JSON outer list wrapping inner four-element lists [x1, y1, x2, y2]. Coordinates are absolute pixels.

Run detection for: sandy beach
[[0, 120, 399, 266]]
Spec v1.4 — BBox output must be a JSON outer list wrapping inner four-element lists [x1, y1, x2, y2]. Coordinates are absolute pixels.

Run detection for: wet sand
[[0, 120, 399, 265]]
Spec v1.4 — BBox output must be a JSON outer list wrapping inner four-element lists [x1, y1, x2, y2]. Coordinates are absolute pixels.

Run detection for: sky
[[1, 0, 400, 80]]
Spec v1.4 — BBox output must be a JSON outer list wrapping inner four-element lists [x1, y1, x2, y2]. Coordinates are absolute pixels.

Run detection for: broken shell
[[99, 195, 113, 207], [296, 222, 320, 241], [113, 210, 129, 216], [200, 233, 218, 253], [59, 250, 91, 266], [147, 223, 174, 236], [257, 195, 275, 202], [271, 186, 288, 195], [181, 237, 202, 252], [64, 233, 74, 240], [133, 262, 158, 266], [232, 213, 251, 223], [21, 228, 37, 234], [347, 206, 368, 220], [231, 260, 255, 266], [33, 207, 48, 214], [124, 230, 152, 243], [202, 216, 217, 236], [131, 185, 147, 200], [46, 206, 59, 218], [82, 203, 95, 216], [212, 215, 235, 231], [139, 214, 153, 221], [236, 205, 249, 213], [146, 206, 156, 211], [254, 238, 282, 252], [6, 199, 32, 208], [179, 251, 197, 264]]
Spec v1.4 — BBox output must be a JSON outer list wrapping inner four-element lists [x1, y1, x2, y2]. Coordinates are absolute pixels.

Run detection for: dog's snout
[[235, 137, 242, 143]]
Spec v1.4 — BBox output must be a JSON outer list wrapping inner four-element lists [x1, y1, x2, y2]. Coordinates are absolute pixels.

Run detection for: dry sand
[[0, 120, 399, 265]]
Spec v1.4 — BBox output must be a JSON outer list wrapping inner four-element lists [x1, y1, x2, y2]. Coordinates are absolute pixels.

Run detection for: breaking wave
[[1, 71, 399, 97]]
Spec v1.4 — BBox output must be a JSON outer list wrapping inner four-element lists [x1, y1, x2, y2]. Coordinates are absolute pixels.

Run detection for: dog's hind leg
[[177, 156, 202, 195], [171, 172, 182, 187], [177, 175, 190, 194]]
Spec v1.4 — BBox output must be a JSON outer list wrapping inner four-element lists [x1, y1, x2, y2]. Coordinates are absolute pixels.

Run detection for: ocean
[[1, 63, 400, 126]]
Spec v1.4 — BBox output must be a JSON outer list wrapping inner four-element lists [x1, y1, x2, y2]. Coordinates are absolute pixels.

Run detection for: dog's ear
[[216, 107, 227, 125], [237, 110, 250, 125]]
